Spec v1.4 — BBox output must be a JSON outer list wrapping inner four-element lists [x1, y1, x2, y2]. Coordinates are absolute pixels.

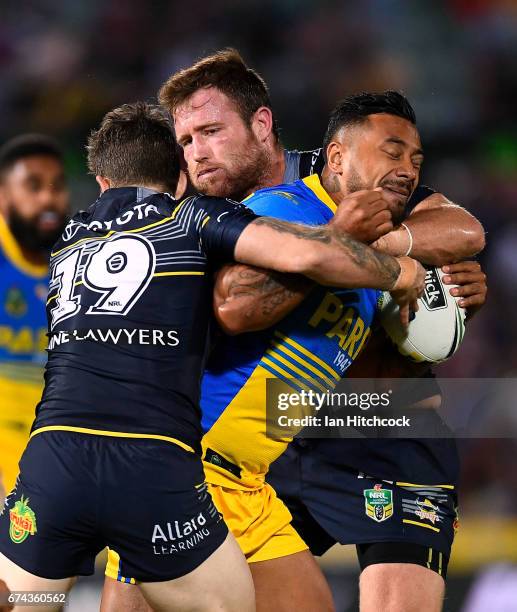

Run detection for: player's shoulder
[[243, 180, 320, 223]]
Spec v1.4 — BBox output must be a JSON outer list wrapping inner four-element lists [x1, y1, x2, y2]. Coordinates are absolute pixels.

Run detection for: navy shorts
[[0, 431, 227, 582], [268, 441, 458, 578]]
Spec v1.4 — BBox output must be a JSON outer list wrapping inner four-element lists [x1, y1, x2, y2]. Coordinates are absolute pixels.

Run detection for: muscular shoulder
[[243, 182, 322, 224]]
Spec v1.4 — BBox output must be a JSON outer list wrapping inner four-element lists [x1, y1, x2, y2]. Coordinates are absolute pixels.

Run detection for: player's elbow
[[455, 208, 486, 254], [215, 306, 252, 335], [455, 217, 486, 259], [469, 221, 486, 255], [430, 217, 485, 265]]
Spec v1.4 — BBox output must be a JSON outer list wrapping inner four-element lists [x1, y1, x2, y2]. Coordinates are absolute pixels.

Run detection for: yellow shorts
[[207, 481, 307, 563], [0, 376, 40, 493]]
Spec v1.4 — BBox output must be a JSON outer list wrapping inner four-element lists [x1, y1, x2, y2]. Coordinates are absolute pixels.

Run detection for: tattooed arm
[[213, 264, 314, 335], [233, 215, 424, 324], [215, 187, 398, 334], [235, 216, 402, 287]]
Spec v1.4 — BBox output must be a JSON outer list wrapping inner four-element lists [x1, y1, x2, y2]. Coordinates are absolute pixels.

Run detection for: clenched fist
[[330, 188, 393, 243]]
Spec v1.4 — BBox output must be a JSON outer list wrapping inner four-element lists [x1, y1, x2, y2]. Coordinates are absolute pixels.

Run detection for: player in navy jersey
[[0, 103, 425, 612]]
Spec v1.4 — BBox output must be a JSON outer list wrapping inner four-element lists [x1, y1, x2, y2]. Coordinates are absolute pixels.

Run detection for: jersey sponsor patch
[[9, 495, 37, 544]]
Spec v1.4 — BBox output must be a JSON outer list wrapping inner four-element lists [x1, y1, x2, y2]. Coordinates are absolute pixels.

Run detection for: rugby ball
[[379, 266, 466, 363]]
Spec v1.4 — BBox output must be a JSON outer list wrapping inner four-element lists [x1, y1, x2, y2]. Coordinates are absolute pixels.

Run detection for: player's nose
[[37, 188, 58, 208], [395, 162, 417, 183], [191, 137, 210, 162]]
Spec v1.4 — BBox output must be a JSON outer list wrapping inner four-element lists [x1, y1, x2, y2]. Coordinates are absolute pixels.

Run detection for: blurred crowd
[[2, 0, 516, 374], [0, 1, 516, 605]]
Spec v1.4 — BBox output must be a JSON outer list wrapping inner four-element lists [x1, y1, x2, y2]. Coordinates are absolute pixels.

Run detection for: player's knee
[[359, 563, 444, 612], [100, 578, 151, 612]]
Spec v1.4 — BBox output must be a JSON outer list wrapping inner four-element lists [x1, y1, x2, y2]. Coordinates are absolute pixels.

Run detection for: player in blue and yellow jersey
[[199, 172, 386, 561], [0, 135, 69, 499]]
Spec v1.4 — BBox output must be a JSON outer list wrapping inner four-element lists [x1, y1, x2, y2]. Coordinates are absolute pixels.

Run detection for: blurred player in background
[[0, 135, 69, 503], [102, 50, 486, 612]]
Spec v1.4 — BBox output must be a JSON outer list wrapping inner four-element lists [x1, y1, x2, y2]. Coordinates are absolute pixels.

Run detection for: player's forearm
[[214, 264, 313, 335], [235, 217, 402, 290], [371, 195, 485, 265]]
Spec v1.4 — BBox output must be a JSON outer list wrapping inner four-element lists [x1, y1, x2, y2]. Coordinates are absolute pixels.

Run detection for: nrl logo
[[364, 484, 394, 523], [9, 495, 37, 544]]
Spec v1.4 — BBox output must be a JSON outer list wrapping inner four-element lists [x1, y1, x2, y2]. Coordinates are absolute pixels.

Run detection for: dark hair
[[158, 48, 279, 139], [0, 134, 63, 178], [323, 91, 417, 153], [87, 102, 179, 193]]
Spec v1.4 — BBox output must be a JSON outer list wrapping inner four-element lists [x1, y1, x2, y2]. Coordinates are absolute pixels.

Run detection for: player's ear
[[174, 170, 188, 200], [251, 107, 273, 143], [326, 141, 344, 174], [96, 175, 111, 193]]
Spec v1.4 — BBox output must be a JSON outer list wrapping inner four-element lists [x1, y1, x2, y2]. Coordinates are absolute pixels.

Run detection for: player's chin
[[193, 176, 229, 198]]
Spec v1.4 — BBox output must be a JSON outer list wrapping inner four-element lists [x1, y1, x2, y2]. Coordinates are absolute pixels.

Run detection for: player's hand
[[390, 257, 426, 327], [330, 188, 393, 243], [0, 579, 13, 612], [442, 260, 487, 318]]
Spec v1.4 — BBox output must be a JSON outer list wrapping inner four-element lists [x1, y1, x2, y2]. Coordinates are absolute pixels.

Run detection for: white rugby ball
[[379, 266, 466, 363]]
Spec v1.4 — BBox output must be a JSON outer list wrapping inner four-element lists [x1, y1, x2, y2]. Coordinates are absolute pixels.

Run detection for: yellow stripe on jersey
[[273, 331, 340, 380], [427, 547, 433, 569], [261, 356, 303, 385], [396, 482, 455, 490], [153, 271, 205, 277], [30, 425, 195, 453], [269, 340, 336, 388], [402, 519, 441, 533], [263, 350, 328, 393]]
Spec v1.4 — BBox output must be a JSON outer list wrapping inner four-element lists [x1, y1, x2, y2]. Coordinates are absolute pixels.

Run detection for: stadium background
[[1, 0, 516, 610]]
